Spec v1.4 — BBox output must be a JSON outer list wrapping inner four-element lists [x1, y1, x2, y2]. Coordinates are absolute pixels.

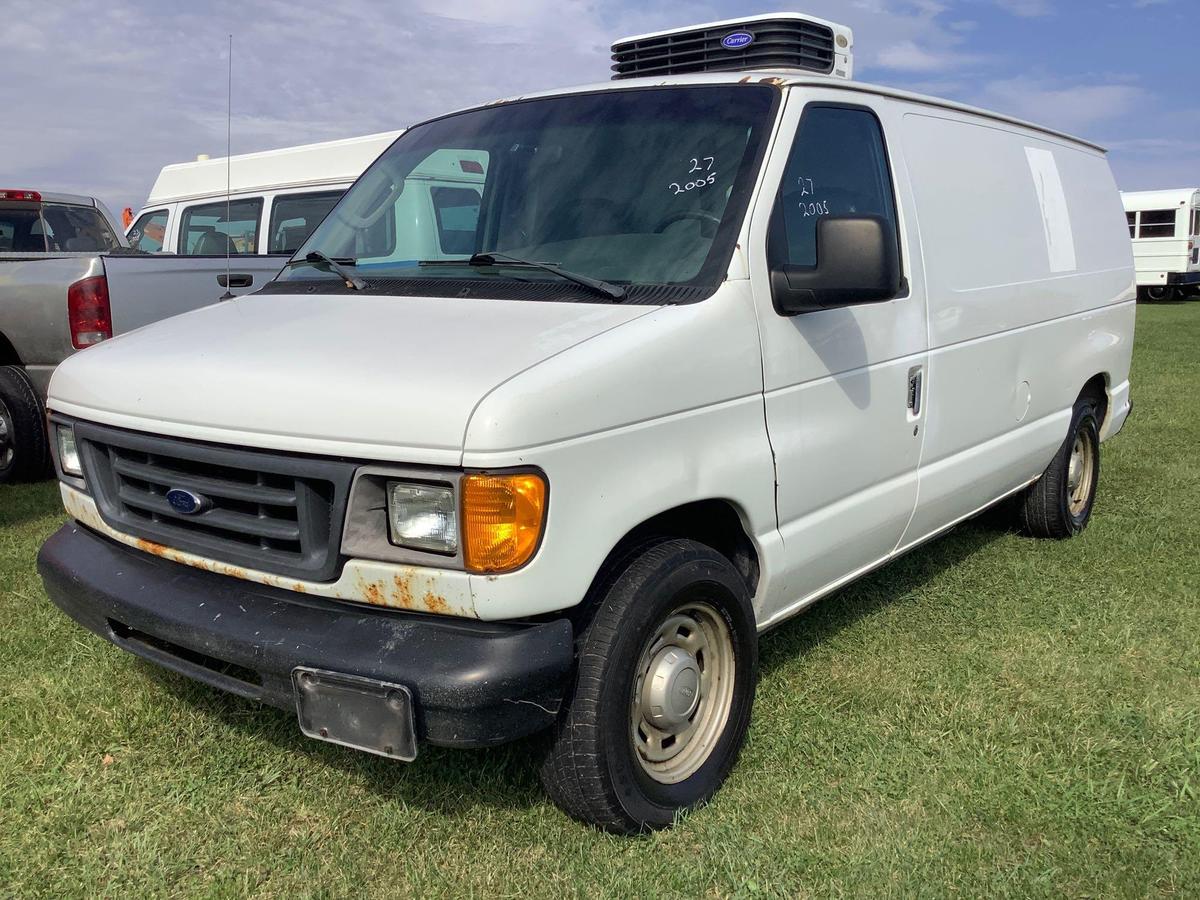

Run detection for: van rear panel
[[894, 103, 1134, 546]]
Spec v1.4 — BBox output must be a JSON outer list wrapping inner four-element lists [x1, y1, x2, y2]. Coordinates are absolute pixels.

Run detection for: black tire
[[0, 365, 50, 484], [1016, 395, 1101, 538], [540, 538, 758, 834], [1144, 285, 1170, 302]]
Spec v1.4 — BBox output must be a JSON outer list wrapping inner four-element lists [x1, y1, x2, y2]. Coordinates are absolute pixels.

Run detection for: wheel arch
[[0, 331, 21, 367], [1079, 372, 1109, 428], [568, 498, 761, 631]]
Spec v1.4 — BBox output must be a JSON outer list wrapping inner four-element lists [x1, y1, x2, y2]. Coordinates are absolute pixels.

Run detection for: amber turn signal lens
[[461, 473, 547, 573]]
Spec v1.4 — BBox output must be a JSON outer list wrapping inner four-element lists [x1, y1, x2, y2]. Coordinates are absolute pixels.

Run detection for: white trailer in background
[[1121, 188, 1200, 300]]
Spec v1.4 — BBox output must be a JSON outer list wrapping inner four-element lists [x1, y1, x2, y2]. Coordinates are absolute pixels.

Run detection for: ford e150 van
[[37, 13, 1135, 834]]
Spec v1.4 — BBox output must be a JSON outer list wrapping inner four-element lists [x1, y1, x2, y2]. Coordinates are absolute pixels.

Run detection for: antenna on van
[[219, 33, 235, 300]]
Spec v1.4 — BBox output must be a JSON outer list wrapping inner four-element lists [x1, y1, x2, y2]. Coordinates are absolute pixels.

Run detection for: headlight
[[461, 472, 547, 573], [387, 482, 457, 554], [56, 425, 82, 477]]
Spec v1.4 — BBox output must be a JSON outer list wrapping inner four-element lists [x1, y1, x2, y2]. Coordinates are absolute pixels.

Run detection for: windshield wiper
[[420, 251, 626, 301], [284, 251, 367, 291]]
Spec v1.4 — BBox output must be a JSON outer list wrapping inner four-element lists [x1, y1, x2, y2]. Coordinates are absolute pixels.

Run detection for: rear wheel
[[0, 365, 49, 484], [1144, 285, 1171, 302], [540, 538, 757, 833], [1016, 395, 1101, 538]]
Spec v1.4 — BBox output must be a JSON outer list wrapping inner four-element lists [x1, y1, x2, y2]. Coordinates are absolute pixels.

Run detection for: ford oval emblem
[[721, 31, 754, 50], [166, 488, 209, 516]]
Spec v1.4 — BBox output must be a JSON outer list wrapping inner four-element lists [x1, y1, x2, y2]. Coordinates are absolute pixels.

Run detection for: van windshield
[[277, 85, 777, 302]]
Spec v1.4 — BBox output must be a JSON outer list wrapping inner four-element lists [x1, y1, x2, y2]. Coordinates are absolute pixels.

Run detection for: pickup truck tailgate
[[103, 255, 287, 333]]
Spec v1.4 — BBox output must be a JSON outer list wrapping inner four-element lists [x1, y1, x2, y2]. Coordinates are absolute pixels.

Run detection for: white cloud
[[796, 0, 981, 79], [1, 0, 705, 212], [977, 77, 1145, 134], [993, 0, 1053, 15], [1102, 136, 1192, 154], [4, 0, 1184, 212], [876, 40, 980, 72], [1098, 133, 1200, 191]]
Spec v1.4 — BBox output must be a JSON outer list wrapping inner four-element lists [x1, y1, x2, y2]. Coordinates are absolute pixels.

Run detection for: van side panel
[[897, 109, 1135, 548]]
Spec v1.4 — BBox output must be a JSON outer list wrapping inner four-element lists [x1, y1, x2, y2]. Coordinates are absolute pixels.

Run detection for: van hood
[[48, 291, 655, 464]]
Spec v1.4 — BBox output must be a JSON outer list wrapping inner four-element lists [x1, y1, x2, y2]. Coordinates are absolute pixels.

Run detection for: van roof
[[469, 71, 1106, 154], [1120, 188, 1200, 210], [144, 131, 404, 207]]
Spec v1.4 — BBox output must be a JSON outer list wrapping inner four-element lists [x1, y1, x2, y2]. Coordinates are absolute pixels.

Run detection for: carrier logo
[[166, 488, 210, 516], [721, 31, 754, 50]]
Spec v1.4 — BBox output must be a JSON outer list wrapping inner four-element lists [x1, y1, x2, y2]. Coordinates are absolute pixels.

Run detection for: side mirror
[[770, 215, 902, 315]]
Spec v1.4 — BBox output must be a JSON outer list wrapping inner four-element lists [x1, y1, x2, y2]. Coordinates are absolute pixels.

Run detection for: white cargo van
[[126, 131, 404, 256], [1120, 188, 1200, 301], [39, 13, 1135, 834]]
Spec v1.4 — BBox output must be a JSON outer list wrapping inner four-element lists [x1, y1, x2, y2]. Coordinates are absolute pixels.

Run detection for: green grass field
[[1, 304, 1197, 898]]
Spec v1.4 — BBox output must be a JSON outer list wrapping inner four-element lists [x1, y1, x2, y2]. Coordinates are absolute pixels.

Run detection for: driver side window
[[775, 105, 899, 267]]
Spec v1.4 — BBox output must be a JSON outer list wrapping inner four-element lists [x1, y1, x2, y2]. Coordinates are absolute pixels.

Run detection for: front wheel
[[540, 539, 757, 833]]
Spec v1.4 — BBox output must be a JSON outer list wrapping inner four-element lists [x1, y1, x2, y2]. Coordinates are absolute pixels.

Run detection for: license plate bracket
[[291, 667, 417, 761]]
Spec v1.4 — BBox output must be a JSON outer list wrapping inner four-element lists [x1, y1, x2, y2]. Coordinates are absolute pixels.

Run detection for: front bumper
[[38, 523, 574, 749]]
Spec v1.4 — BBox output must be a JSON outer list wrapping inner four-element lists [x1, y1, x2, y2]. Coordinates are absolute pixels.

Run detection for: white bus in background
[[126, 131, 404, 257], [1121, 188, 1200, 301]]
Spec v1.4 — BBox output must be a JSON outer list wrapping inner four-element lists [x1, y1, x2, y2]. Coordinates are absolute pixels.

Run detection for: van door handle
[[217, 273, 253, 288], [907, 366, 923, 416]]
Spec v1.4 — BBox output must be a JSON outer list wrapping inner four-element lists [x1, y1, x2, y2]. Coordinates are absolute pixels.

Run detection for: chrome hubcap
[[0, 398, 13, 471], [1067, 429, 1095, 517], [631, 601, 736, 784]]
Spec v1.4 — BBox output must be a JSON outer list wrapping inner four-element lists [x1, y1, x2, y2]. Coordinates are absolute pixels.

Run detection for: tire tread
[[0, 365, 49, 484]]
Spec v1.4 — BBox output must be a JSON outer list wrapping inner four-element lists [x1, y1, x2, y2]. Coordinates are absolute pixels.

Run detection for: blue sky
[[3, 0, 1194, 214]]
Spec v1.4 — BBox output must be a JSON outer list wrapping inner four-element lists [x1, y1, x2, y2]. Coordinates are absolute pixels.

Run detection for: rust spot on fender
[[391, 574, 415, 608], [738, 75, 752, 84], [133, 538, 209, 571], [423, 592, 448, 614], [66, 486, 479, 617], [61, 489, 86, 521], [759, 76, 787, 86], [135, 538, 167, 557]]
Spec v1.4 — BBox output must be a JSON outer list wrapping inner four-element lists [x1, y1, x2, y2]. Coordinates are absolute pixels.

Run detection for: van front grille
[[611, 19, 835, 80], [74, 421, 355, 582]]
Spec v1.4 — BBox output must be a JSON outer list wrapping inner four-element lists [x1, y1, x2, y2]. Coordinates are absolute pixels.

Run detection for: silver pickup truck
[[0, 189, 285, 482]]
